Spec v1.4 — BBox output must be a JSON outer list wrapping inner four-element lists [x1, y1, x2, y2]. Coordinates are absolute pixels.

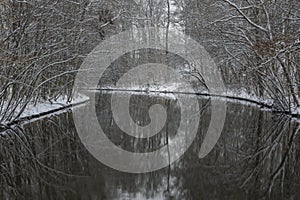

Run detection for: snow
[[224, 89, 259, 101], [103, 90, 178, 101], [19, 94, 89, 119], [2, 81, 299, 128], [99, 83, 300, 119], [100, 82, 186, 100], [100, 84, 275, 108], [292, 107, 300, 116], [1, 94, 89, 125], [114, 82, 186, 93], [222, 88, 273, 106]]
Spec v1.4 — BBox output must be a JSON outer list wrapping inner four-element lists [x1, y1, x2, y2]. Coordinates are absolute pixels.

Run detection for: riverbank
[[1, 94, 89, 127], [1, 87, 299, 131], [96, 86, 300, 118]]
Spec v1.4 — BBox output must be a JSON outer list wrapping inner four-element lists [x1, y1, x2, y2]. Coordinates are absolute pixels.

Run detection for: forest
[[0, 0, 299, 123]]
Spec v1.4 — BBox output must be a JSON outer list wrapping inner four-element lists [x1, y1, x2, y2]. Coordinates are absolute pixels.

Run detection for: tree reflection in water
[[0, 93, 299, 200]]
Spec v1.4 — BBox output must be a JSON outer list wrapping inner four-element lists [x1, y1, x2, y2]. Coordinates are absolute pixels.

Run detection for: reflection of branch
[[241, 115, 300, 196], [1, 111, 95, 199], [241, 115, 290, 187], [268, 124, 300, 194]]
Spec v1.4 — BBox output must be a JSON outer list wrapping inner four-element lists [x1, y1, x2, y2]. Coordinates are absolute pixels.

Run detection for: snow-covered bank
[[19, 94, 89, 119], [224, 89, 300, 117], [97, 85, 300, 118], [99, 85, 272, 105], [2, 83, 299, 129], [223, 89, 273, 107], [292, 108, 300, 116], [2, 94, 89, 126]]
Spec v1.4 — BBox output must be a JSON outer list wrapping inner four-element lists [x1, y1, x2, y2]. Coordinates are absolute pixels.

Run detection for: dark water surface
[[1, 92, 300, 200]]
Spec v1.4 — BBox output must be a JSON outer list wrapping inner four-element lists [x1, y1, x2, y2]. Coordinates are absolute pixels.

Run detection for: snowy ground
[[1, 94, 90, 125], [18, 94, 89, 119], [100, 84, 274, 107], [99, 83, 300, 118], [16, 83, 295, 120], [2, 82, 299, 127], [223, 89, 273, 105]]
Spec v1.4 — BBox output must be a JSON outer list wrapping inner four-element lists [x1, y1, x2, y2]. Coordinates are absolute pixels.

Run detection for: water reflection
[[0, 93, 300, 200]]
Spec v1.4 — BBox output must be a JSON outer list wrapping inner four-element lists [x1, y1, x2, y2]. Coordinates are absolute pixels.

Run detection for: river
[[0, 92, 299, 200]]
